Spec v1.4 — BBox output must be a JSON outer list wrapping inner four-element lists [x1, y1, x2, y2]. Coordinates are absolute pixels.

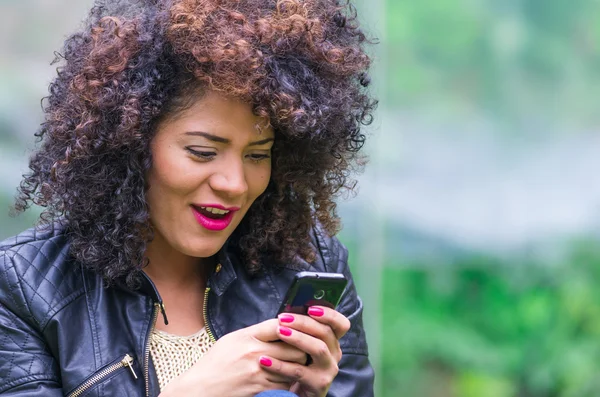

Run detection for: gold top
[[149, 327, 214, 391]]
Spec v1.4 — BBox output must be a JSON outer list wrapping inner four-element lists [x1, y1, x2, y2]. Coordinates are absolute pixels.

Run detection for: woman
[[0, 0, 376, 396]]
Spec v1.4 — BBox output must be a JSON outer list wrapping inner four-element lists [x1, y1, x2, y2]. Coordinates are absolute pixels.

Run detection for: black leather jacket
[[0, 224, 373, 396]]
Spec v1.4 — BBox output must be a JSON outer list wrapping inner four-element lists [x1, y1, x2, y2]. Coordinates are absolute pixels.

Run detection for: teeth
[[199, 206, 230, 215]]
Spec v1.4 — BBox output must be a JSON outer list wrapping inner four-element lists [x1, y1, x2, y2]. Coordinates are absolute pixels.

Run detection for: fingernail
[[308, 307, 324, 317], [279, 326, 293, 337], [278, 314, 295, 323], [259, 356, 272, 367]]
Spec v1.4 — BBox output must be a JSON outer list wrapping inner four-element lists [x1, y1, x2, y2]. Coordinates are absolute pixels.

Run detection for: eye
[[247, 153, 271, 163], [186, 147, 216, 161]]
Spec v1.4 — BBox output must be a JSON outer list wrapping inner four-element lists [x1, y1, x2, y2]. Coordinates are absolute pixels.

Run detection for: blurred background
[[2, 1, 600, 396]]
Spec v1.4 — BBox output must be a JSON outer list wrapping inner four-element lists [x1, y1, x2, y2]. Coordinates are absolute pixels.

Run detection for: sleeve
[[329, 292, 375, 397], [0, 250, 62, 396], [314, 231, 375, 397]]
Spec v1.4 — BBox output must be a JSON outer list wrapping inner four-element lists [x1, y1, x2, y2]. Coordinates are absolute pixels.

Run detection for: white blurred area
[[342, 120, 600, 259]]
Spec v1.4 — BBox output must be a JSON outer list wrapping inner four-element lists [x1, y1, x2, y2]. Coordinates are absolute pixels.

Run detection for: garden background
[[2, 1, 600, 396]]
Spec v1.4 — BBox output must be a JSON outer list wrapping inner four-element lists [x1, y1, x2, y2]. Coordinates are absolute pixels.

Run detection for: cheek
[[247, 164, 271, 199], [147, 143, 200, 201]]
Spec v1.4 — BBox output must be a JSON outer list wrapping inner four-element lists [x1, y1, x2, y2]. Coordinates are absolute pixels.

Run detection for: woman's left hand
[[258, 306, 351, 397]]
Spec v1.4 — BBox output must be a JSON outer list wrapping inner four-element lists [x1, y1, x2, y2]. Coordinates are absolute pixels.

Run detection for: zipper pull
[[159, 302, 169, 325], [122, 354, 138, 379]]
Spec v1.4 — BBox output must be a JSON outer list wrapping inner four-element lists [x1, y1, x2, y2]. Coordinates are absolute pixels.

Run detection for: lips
[[191, 204, 239, 231]]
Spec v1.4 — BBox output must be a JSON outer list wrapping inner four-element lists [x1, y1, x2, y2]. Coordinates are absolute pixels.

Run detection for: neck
[[143, 232, 213, 288]]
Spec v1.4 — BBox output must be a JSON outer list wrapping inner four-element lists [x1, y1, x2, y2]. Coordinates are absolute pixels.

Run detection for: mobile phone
[[277, 271, 348, 315]]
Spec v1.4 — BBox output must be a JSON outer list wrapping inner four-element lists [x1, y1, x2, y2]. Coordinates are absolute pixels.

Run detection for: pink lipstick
[[191, 204, 239, 231]]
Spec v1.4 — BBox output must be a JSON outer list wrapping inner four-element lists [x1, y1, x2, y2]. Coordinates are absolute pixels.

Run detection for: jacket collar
[[132, 237, 239, 302], [137, 271, 169, 325], [210, 238, 239, 296]]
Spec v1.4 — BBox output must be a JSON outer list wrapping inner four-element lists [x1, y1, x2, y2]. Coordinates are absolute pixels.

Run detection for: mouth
[[191, 204, 240, 231]]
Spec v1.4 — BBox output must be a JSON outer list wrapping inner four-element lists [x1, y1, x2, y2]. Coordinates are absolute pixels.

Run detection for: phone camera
[[314, 290, 325, 299]]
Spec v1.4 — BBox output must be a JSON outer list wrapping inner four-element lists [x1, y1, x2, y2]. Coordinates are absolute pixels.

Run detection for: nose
[[209, 159, 248, 198]]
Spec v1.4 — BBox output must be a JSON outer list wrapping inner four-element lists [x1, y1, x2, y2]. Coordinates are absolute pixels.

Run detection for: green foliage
[[383, 0, 600, 130], [380, 240, 600, 397]]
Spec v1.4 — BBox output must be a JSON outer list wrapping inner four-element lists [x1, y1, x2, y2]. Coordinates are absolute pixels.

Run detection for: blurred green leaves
[[380, 240, 600, 397]]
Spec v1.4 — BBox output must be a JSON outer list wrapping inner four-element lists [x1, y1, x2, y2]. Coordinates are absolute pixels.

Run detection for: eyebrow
[[185, 131, 274, 146]]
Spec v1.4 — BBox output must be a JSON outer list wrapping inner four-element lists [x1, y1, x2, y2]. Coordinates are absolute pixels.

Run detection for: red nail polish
[[259, 356, 272, 367], [279, 326, 293, 337], [278, 314, 295, 323], [308, 307, 324, 317]]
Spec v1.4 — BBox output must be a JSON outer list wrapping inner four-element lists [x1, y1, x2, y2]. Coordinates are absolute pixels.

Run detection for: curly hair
[[15, 0, 377, 286]]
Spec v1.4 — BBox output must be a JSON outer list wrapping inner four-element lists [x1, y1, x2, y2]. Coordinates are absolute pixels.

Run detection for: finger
[[278, 313, 334, 340], [277, 313, 340, 362], [262, 341, 307, 365], [276, 325, 335, 368], [306, 306, 351, 340], [257, 356, 295, 386], [259, 355, 336, 394], [246, 318, 281, 342], [259, 356, 295, 386]]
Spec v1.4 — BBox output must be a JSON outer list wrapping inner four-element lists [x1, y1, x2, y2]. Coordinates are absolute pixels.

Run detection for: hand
[[259, 306, 351, 397], [158, 319, 307, 397]]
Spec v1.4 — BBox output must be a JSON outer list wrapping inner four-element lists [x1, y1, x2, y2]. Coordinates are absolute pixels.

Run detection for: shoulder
[[0, 223, 86, 331], [308, 222, 349, 274], [308, 224, 369, 355], [262, 223, 350, 285]]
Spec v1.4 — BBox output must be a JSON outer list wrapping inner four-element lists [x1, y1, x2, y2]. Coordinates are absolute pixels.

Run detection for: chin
[[180, 241, 224, 259]]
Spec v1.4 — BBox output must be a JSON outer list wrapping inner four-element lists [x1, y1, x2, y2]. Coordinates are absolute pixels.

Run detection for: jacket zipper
[[203, 287, 217, 343], [67, 354, 137, 397], [145, 303, 160, 397], [142, 280, 215, 395]]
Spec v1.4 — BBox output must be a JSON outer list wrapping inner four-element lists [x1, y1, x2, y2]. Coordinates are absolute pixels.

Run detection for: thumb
[[246, 318, 280, 342]]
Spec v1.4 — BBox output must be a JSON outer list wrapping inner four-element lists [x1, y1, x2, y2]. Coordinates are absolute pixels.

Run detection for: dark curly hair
[[15, 0, 377, 286]]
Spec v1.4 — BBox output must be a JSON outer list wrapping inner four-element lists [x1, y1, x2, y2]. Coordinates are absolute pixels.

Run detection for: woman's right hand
[[158, 318, 307, 397]]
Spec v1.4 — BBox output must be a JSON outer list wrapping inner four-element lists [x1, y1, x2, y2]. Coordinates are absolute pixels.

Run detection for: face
[[146, 91, 274, 259]]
